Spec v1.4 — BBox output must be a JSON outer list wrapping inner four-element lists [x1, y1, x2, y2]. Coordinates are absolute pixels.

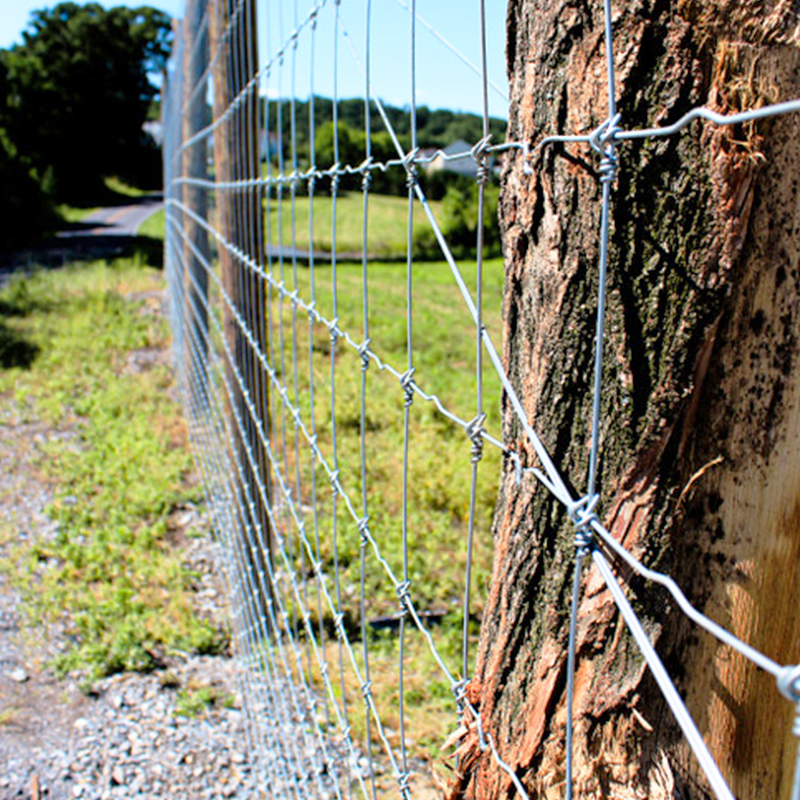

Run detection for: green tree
[[1, 3, 172, 202]]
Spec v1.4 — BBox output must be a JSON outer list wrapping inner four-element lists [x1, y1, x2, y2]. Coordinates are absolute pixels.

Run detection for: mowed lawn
[[254, 253, 507, 763], [265, 192, 443, 257]]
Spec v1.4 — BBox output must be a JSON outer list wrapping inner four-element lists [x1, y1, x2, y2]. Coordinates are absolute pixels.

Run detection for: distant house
[[143, 120, 163, 146], [259, 131, 280, 161], [424, 139, 476, 178]]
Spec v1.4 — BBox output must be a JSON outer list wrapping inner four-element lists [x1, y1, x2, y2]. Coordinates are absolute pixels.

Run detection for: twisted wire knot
[[778, 664, 800, 705], [568, 493, 599, 556], [465, 413, 487, 464], [329, 469, 340, 495], [589, 113, 622, 186], [398, 772, 412, 800], [402, 148, 419, 189], [598, 154, 618, 185], [358, 156, 373, 184], [328, 317, 341, 344], [361, 170, 373, 192], [357, 515, 370, 548], [333, 611, 346, 636], [452, 678, 469, 711], [471, 135, 493, 186], [307, 173, 317, 193], [396, 580, 411, 615], [400, 368, 416, 408], [361, 680, 373, 700], [357, 337, 372, 372]]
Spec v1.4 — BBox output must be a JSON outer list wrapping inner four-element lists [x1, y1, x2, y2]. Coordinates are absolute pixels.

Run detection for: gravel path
[[0, 301, 259, 800]]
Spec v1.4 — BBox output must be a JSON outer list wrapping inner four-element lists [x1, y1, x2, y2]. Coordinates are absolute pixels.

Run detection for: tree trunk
[[458, 2, 800, 798]]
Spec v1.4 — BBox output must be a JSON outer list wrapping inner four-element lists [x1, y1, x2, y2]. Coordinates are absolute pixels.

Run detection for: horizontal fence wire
[[162, 0, 800, 798]]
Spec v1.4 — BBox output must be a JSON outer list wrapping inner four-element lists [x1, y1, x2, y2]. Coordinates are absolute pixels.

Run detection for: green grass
[[0, 225, 507, 757], [266, 192, 442, 257], [174, 683, 235, 718], [103, 176, 153, 199], [55, 203, 98, 224], [138, 207, 165, 240], [0, 260, 225, 683], [56, 176, 158, 229], [212, 249, 506, 759], [263, 253, 505, 627]]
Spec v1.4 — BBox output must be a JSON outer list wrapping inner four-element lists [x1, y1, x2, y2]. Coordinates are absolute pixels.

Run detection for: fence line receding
[[162, 1, 800, 798]]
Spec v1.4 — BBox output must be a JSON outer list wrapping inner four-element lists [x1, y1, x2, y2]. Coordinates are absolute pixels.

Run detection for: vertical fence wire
[[162, 1, 800, 799]]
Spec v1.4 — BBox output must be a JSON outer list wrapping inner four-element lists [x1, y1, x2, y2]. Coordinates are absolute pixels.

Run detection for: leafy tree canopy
[[1, 3, 172, 201]]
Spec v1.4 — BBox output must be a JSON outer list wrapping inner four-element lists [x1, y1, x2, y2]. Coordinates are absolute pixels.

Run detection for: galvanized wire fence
[[162, 0, 800, 798]]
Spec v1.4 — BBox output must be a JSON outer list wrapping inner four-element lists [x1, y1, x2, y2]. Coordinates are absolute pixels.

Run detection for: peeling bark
[[456, 2, 800, 798]]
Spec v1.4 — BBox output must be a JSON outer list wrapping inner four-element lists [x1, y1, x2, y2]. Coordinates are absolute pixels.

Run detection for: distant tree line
[[265, 96, 506, 157], [265, 100, 506, 258], [0, 3, 171, 249]]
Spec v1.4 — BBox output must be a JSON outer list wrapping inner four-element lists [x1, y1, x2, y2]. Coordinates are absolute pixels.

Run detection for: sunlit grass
[[266, 192, 443, 257], [0, 260, 225, 682], [138, 207, 165, 240]]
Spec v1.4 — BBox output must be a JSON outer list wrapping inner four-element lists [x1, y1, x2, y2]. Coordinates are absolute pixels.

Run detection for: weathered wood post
[[209, 0, 272, 624], [181, 0, 209, 392]]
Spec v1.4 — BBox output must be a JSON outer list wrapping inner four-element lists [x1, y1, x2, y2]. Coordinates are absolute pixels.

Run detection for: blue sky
[[1, 1, 510, 118]]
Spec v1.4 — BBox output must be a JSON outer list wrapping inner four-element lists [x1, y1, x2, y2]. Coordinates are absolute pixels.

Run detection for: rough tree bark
[[456, 2, 800, 799]]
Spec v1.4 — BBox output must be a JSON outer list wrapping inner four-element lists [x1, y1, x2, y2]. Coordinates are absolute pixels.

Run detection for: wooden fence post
[[210, 0, 272, 622]]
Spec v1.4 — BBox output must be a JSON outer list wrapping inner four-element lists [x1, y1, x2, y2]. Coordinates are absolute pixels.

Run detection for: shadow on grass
[[0, 319, 39, 369], [0, 283, 41, 369], [0, 234, 164, 274]]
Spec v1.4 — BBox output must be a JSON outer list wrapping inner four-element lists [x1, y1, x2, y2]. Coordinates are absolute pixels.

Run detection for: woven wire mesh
[[162, 1, 800, 798]]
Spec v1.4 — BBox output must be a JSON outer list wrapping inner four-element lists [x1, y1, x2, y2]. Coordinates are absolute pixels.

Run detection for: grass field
[[245, 253, 506, 762], [0, 198, 508, 763], [138, 207, 165, 239], [0, 260, 225, 682], [265, 192, 443, 257]]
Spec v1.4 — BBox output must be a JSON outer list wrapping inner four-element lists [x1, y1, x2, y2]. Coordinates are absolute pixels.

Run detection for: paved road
[[57, 197, 163, 239], [0, 196, 164, 274]]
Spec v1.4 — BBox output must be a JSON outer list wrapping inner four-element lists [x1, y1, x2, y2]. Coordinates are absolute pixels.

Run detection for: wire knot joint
[[466, 413, 487, 464], [471, 135, 493, 186], [357, 337, 372, 372], [357, 515, 370, 548], [778, 664, 800, 711], [400, 368, 416, 407], [589, 113, 622, 185], [329, 469, 340, 495], [568, 493, 599, 555], [396, 580, 411, 616], [452, 678, 469, 710]]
